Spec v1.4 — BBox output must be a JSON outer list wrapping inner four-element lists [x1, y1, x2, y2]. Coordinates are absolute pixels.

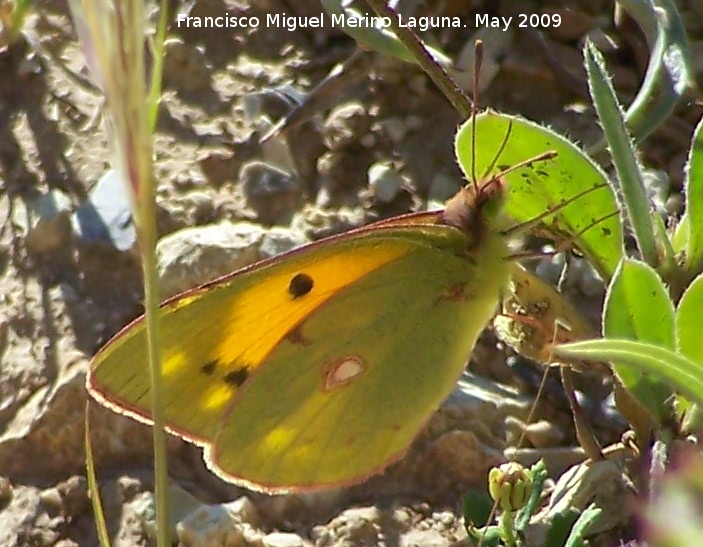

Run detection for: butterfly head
[[443, 176, 505, 241]]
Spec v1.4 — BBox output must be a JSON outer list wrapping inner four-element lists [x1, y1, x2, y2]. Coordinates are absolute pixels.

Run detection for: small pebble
[[117, 475, 142, 501], [367, 162, 403, 204], [263, 532, 306, 547], [0, 476, 12, 506], [240, 161, 301, 225], [524, 419, 565, 448], [322, 102, 369, 151], [25, 189, 72, 254], [382, 117, 407, 144], [71, 169, 136, 251], [259, 227, 309, 259]]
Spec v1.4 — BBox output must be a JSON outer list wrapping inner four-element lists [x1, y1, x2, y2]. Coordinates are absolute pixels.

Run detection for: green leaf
[[515, 460, 548, 532], [466, 526, 502, 546], [676, 273, 703, 364], [455, 111, 623, 280], [672, 212, 689, 254], [584, 40, 658, 267], [320, 0, 451, 66], [604, 259, 675, 421], [605, 259, 675, 344], [683, 116, 703, 271], [565, 504, 602, 547], [544, 508, 581, 547], [462, 489, 493, 530], [618, 0, 696, 143], [554, 339, 703, 407]]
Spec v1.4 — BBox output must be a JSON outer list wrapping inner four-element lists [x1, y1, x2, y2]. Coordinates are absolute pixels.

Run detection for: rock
[[242, 85, 306, 124], [239, 161, 302, 225], [117, 475, 143, 501], [528, 458, 632, 543], [380, 117, 407, 144], [71, 169, 136, 251], [198, 147, 237, 187], [0, 476, 12, 505], [223, 496, 262, 527], [252, 489, 345, 530], [258, 227, 309, 259], [315, 148, 369, 201], [366, 162, 403, 204], [314, 505, 465, 547], [290, 204, 366, 240], [25, 189, 72, 254], [322, 102, 369, 151], [0, 364, 100, 481], [184, 190, 216, 223], [39, 475, 88, 518], [315, 507, 383, 546], [157, 221, 265, 298], [524, 419, 565, 448], [262, 532, 308, 547], [0, 485, 51, 546], [163, 37, 211, 92], [156, 221, 310, 298], [401, 529, 451, 547], [133, 483, 204, 543], [55, 475, 88, 518], [39, 486, 63, 513], [241, 87, 304, 176], [177, 496, 263, 547]]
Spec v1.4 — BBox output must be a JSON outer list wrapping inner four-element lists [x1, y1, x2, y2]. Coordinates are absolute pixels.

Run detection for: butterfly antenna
[[470, 40, 483, 191], [479, 119, 514, 185], [469, 40, 551, 192], [508, 208, 620, 264], [490, 149, 557, 183], [502, 182, 612, 238]]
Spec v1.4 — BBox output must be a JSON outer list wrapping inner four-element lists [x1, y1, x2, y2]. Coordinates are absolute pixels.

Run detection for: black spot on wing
[[200, 360, 218, 375], [289, 273, 314, 298], [223, 367, 250, 388]]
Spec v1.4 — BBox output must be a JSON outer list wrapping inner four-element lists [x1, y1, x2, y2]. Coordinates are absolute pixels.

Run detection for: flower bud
[[488, 462, 533, 512]]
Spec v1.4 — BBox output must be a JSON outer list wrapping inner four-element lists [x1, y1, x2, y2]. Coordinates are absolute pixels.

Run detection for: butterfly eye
[[289, 273, 314, 298]]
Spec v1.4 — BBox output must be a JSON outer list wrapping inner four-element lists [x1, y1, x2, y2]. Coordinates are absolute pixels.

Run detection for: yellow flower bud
[[488, 462, 533, 512]]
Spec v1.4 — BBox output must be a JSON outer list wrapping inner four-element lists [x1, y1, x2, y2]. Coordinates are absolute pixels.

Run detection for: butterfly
[[88, 111, 621, 493]]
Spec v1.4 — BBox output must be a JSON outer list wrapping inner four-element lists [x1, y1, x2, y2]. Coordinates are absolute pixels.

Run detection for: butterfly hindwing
[[206, 226, 509, 490]]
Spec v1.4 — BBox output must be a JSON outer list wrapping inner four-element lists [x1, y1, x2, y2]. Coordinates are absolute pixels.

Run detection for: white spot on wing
[[323, 355, 366, 391]]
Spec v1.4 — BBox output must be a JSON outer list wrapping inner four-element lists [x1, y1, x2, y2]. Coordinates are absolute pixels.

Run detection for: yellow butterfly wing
[[206, 226, 508, 491], [89, 219, 509, 491]]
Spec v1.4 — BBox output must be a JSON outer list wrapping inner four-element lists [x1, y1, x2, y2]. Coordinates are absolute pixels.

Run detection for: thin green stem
[[140, 204, 170, 545], [364, 0, 472, 118], [500, 510, 517, 547]]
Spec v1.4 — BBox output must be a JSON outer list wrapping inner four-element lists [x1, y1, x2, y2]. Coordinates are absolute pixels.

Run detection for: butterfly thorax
[[442, 177, 505, 248]]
